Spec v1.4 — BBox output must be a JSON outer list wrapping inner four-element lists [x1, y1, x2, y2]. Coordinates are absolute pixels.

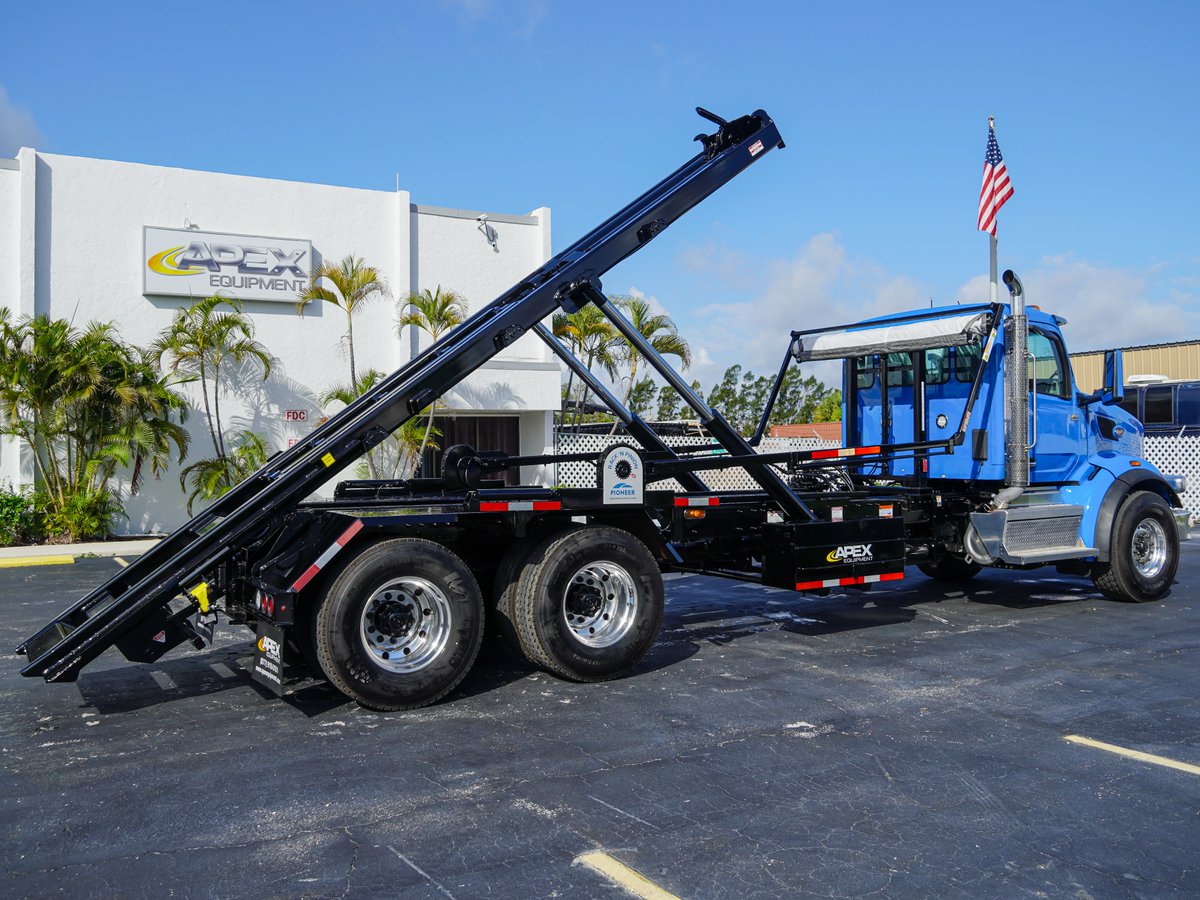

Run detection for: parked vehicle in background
[[1118, 379, 1200, 435]]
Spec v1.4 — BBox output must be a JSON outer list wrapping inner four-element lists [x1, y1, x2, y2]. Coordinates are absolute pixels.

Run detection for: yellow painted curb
[[0, 554, 76, 569], [1065, 735, 1200, 776], [575, 851, 679, 900]]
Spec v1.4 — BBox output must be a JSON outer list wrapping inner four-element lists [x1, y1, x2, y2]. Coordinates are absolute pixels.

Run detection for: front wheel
[[512, 526, 664, 681], [313, 538, 484, 710], [1092, 492, 1179, 602]]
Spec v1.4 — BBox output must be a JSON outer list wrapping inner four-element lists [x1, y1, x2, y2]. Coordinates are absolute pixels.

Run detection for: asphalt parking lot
[[3, 546, 1198, 898]]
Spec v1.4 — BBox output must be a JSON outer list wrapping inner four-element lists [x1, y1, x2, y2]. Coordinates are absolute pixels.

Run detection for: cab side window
[[955, 343, 982, 382], [855, 355, 876, 389], [924, 347, 950, 385], [1027, 331, 1070, 399], [885, 352, 913, 387]]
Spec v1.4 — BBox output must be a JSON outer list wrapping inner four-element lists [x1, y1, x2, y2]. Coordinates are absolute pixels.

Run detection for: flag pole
[[988, 115, 998, 305]]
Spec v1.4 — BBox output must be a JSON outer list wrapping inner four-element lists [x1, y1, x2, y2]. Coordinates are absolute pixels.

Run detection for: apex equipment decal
[[826, 544, 873, 563], [144, 227, 313, 303]]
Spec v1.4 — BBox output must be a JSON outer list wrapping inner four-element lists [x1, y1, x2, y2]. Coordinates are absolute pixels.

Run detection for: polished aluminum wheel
[[1131, 518, 1169, 579], [359, 576, 452, 673], [562, 561, 638, 648]]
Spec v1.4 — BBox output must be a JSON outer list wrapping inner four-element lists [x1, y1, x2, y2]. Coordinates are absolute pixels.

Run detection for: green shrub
[[0, 490, 27, 546], [37, 488, 125, 543]]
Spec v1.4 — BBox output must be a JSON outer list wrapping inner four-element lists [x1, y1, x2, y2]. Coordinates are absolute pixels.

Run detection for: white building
[[0, 150, 560, 533]]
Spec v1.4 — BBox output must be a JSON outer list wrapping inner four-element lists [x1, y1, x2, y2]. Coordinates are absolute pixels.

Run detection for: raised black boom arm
[[17, 108, 785, 683]]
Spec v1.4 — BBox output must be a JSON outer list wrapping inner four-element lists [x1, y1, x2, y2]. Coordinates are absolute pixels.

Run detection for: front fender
[[1091, 468, 1183, 562]]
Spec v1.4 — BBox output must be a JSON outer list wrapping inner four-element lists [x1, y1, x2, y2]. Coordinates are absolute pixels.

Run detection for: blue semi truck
[[18, 109, 1191, 711]]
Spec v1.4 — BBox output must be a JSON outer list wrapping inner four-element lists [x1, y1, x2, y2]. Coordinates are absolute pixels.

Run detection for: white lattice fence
[[1144, 434, 1200, 517], [554, 432, 1200, 514], [553, 433, 839, 491]]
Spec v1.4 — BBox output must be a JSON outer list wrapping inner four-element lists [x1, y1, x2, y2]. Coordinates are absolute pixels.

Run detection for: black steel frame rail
[[18, 108, 785, 682]]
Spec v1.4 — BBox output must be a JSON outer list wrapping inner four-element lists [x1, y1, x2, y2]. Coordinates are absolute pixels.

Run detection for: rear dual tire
[[496, 526, 664, 682], [313, 538, 484, 710]]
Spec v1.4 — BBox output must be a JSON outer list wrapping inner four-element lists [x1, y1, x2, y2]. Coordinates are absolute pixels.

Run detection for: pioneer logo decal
[[826, 544, 873, 563]]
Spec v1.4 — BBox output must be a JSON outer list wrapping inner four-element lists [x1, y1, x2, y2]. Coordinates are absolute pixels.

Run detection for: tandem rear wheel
[[501, 525, 664, 681], [312, 538, 484, 710]]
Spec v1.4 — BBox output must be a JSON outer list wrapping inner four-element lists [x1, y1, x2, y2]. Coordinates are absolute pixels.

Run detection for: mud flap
[[251, 621, 287, 696]]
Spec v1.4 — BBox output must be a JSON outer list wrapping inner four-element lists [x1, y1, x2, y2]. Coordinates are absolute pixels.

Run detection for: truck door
[[1028, 329, 1087, 483]]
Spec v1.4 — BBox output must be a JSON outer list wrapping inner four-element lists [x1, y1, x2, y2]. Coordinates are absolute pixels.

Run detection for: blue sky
[[3, 0, 1197, 390]]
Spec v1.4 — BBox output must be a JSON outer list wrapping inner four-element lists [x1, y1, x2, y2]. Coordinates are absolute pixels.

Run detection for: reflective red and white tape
[[795, 571, 904, 591], [291, 519, 364, 592], [478, 500, 562, 512], [808, 445, 882, 460]]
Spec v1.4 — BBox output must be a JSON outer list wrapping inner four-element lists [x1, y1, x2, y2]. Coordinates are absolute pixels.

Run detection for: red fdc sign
[[285, 410, 308, 422]]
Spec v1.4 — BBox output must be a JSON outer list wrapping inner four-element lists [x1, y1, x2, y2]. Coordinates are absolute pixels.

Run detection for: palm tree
[[154, 294, 272, 465], [297, 255, 388, 388], [0, 312, 189, 520], [552, 304, 621, 427], [322, 370, 438, 480], [82, 344, 191, 496], [396, 286, 467, 471], [609, 295, 691, 429], [178, 431, 268, 514]]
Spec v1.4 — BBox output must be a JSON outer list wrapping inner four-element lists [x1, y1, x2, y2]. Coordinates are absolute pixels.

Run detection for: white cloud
[[683, 232, 931, 390], [655, 235, 1200, 400], [0, 85, 43, 156], [951, 255, 1200, 353]]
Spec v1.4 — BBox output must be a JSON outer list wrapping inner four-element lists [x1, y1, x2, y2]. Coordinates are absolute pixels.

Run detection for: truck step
[[969, 504, 1096, 565]]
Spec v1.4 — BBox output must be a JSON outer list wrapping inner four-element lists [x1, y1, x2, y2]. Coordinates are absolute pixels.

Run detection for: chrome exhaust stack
[[994, 268, 1028, 509]]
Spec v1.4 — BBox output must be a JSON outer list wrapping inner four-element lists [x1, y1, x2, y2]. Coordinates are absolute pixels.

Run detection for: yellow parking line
[[0, 554, 75, 569], [114, 557, 129, 568], [575, 851, 679, 900], [1065, 735, 1200, 776]]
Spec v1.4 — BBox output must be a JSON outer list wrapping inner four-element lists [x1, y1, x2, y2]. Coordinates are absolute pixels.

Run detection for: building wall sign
[[143, 226, 312, 303]]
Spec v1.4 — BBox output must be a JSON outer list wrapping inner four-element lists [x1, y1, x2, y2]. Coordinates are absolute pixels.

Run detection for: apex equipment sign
[[144, 227, 312, 303]]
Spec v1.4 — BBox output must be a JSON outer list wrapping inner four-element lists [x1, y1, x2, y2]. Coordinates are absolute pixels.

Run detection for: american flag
[[977, 124, 1013, 236]]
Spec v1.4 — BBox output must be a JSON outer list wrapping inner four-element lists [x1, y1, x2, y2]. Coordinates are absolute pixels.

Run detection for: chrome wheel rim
[[562, 561, 638, 648], [1131, 518, 1168, 579], [360, 576, 452, 673]]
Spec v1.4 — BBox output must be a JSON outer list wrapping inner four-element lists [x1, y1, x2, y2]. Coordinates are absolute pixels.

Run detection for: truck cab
[[844, 304, 1144, 486], [820, 292, 1188, 590]]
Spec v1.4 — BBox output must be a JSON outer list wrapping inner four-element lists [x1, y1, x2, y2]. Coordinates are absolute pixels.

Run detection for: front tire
[[313, 538, 484, 710], [512, 526, 664, 681], [1092, 492, 1179, 602]]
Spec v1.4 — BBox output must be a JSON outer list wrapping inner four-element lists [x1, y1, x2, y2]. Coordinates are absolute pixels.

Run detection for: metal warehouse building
[[1071, 340, 1200, 392], [0, 149, 560, 533]]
